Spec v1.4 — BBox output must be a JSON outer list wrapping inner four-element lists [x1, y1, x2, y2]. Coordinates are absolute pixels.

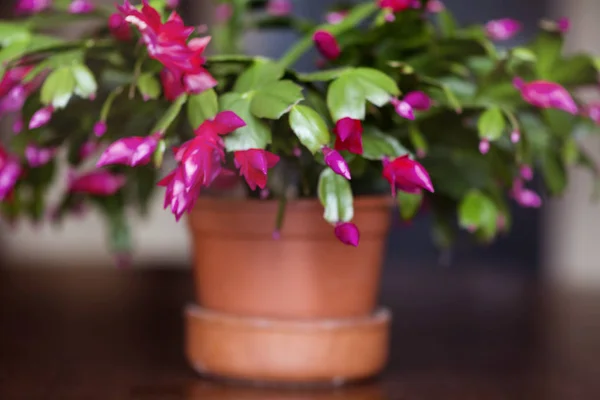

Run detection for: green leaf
[[541, 150, 567, 195], [233, 59, 284, 93], [250, 80, 304, 119], [409, 125, 428, 156], [187, 89, 218, 129], [361, 128, 409, 160], [0, 23, 30, 46], [136, 73, 160, 100], [0, 38, 31, 66], [296, 68, 350, 82], [512, 47, 537, 63], [532, 31, 563, 79], [23, 50, 84, 83], [350, 68, 400, 106], [549, 54, 598, 86], [153, 139, 166, 168], [327, 74, 366, 121], [562, 137, 579, 166], [477, 107, 506, 140], [396, 191, 423, 221], [458, 190, 498, 239], [317, 168, 354, 223], [151, 94, 187, 134], [289, 105, 330, 154], [71, 64, 97, 99], [40, 67, 76, 109], [220, 93, 271, 151], [437, 10, 457, 37]]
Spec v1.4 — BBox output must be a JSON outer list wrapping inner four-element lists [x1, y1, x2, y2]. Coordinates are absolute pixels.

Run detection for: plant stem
[[277, 2, 377, 69], [275, 194, 288, 233], [501, 107, 520, 131]]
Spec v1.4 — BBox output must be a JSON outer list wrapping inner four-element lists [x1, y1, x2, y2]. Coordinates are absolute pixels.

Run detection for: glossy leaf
[[136, 73, 161, 100], [532, 31, 562, 79], [71, 64, 97, 99], [477, 107, 506, 140], [350, 68, 400, 106], [361, 128, 409, 160], [296, 68, 350, 82], [327, 74, 366, 121], [318, 167, 354, 223], [250, 80, 304, 119], [187, 89, 218, 129], [0, 23, 29, 46], [220, 93, 271, 151], [289, 105, 330, 154], [458, 190, 498, 239], [396, 191, 423, 221], [233, 59, 284, 93], [541, 150, 567, 195], [40, 67, 76, 109]]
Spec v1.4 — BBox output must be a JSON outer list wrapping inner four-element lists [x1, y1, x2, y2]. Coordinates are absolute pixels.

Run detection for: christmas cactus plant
[[1, 0, 599, 260]]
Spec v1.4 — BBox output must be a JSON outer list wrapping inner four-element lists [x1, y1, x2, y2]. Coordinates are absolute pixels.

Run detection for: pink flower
[[166, 0, 179, 8], [391, 99, 415, 120], [479, 139, 490, 154], [584, 103, 600, 125], [267, 0, 292, 16], [79, 140, 99, 160], [485, 18, 521, 41], [382, 155, 434, 195], [158, 168, 200, 221], [118, 1, 196, 73], [426, 0, 444, 13], [334, 117, 363, 155], [69, 170, 126, 196], [96, 133, 160, 168], [326, 10, 348, 24], [403, 91, 431, 111], [29, 106, 54, 129], [0, 66, 39, 117], [378, 0, 412, 13], [510, 130, 521, 143], [160, 68, 185, 101], [12, 118, 23, 134], [511, 180, 542, 208], [0, 146, 22, 200], [108, 13, 132, 41], [68, 0, 94, 14], [25, 144, 55, 167], [322, 146, 351, 180], [334, 222, 360, 247], [234, 149, 280, 191], [215, 3, 233, 23], [313, 30, 341, 61], [516, 79, 578, 115], [557, 17, 570, 33], [93, 121, 107, 137], [520, 165, 533, 181], [15, 0, 52, 14]]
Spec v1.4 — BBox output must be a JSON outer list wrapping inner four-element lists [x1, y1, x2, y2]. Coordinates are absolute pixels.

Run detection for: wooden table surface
[[0, 267, 599, 399]]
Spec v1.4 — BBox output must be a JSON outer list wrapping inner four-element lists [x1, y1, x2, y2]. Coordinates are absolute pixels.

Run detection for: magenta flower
[[511, 180, 542, 208], [479, 138, 490, 154], [93, 121, 107, 137], [69, 170, 126, 196], [322, 146, 351, 180], [158, 168, 200, 221], [118, 1, 196, 73], [0, 66, 39, 117], [557, 17, 570, 33], [234, 149, 280, 191], [426, 0, 445, 13], [166, 0, 179, 8], [12, 118, 23, 134], [515, 79, 578, 115], [215, 3, 233, 23], [520, 165, 533, 181], [313, 30, 341, 61], [108, 13, 132, 41], [334, 117, 363, 155], [96, 134, 160, 168], [485, 18, 521, 41], [404, 91, 432, 111], [378, 0, 412, 13], [382, 155, 434, 195], [326, 10, 348, 24], [25, 144, 55, 167], [267, 0, 292, 16], [0, 146, 22, 201], [68, 0, 94, 14], [160, 68, 185, 101], [29, 106, 54, 129], [392, 99, 415, 120], [585, 103, 600, 125], [510, 130, 521, 143], [15, 0, 52, 14], [334, 222, 360, 247]]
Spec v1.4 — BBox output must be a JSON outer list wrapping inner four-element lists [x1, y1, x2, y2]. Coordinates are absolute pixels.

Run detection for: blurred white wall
[[543, 0, 600, 289]]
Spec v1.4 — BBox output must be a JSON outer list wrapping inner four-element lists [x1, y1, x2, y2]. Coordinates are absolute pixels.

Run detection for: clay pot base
[[185, 305, 391, 387]]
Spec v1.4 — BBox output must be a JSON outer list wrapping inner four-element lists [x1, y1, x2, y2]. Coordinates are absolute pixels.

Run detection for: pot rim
[[193, 194, 393, 213]]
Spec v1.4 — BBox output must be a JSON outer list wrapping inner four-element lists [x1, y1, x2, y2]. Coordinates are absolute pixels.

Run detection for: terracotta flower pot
[[185, 196, 393, 385]]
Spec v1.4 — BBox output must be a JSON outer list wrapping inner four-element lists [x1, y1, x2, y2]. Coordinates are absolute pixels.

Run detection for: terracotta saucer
[[184, 305, 391, 386]]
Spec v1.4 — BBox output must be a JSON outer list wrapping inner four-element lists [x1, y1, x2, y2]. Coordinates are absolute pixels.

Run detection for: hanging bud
[[334, 222, 360, 247], [322, 146, 351, 180]]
